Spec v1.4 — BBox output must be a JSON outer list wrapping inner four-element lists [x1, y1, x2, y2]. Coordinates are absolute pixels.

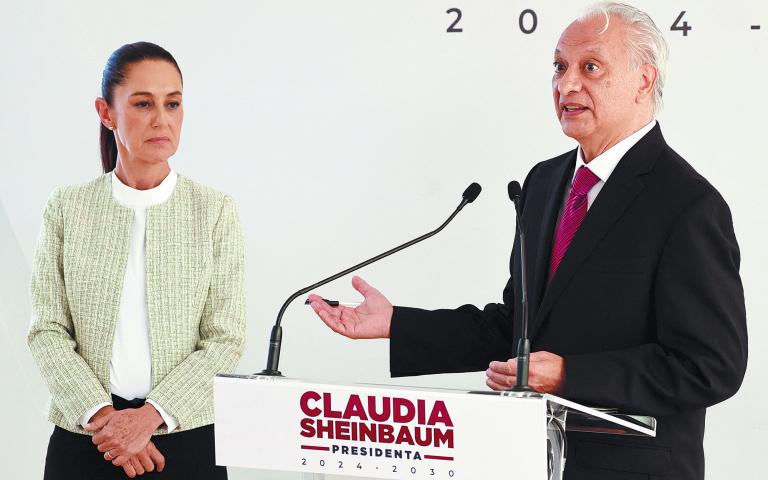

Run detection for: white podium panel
[[214, 375, 549, 479]]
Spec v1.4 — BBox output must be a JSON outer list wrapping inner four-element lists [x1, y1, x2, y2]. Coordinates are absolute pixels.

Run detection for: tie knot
[[571, 166, 600, 197]]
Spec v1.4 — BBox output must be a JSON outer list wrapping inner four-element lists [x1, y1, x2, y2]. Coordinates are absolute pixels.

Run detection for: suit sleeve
[[389, 288, 514, 377], [388, 166, 545, 377], [146, 195, 247, 429], [27, 188, 113, 428], [564, 190, 748, 416]]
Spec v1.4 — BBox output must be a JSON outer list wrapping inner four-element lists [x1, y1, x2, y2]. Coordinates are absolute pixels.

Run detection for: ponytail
[[99, 123, 118, 173]]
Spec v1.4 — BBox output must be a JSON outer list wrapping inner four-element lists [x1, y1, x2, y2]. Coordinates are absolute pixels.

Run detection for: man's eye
[[553, 62, 566, 73], [585, 63, 600, 72]]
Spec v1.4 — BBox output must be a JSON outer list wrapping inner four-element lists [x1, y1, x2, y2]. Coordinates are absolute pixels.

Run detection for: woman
[[27, 42, 246, 479]]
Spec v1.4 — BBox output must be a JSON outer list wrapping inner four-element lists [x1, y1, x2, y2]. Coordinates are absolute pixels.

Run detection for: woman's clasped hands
[[85, 405, 166, 478]]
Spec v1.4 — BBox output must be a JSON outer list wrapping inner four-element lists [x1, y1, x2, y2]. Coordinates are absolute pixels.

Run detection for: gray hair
[[579, 2, 669, 113]]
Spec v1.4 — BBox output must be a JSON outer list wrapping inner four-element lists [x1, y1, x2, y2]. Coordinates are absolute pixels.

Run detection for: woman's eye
[[167, 101, 181, 109], [585, 63, 600, 72], [135, 101, 150, 108]]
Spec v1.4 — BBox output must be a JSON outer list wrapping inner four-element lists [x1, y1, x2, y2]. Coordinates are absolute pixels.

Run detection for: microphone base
[[257, 369, 283, 377], [503, 385, 543, 398]]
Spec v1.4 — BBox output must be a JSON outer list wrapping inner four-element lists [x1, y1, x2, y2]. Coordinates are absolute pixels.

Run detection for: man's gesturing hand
[[486, 351, 566, 394], [309, 276, 393, 339]]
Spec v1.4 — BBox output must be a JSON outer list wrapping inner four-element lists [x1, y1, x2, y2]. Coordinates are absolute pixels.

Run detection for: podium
[[214, 374, 656, 480]]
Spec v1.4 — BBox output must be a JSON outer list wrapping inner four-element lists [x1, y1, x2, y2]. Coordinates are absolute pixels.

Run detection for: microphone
[[507, 180, 536, 394], [508, 181, 522, 204], [259, 182, 482, 376]]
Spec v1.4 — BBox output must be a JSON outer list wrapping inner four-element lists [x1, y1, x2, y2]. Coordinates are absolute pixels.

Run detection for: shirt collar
[[574, 119, 657, 184], [111, 169, 178, 209]]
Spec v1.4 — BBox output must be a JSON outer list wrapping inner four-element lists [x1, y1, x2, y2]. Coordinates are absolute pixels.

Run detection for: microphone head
[[508, 181, 522, 202], [462, 182, 482, 203]]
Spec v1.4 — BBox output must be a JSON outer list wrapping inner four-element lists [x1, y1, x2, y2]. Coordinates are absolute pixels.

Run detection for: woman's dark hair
[[99, 42, 183, 173]]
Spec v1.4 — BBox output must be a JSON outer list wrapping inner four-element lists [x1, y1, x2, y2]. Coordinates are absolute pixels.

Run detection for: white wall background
[[1, 1, 765, 478]]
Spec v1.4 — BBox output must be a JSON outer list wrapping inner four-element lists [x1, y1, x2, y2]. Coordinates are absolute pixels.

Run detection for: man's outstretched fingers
[[316, 307, 346, 335], [351, 276, 375, 296]]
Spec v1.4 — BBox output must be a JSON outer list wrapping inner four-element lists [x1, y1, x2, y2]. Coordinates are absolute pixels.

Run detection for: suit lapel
[[531, 124, 666, 333]]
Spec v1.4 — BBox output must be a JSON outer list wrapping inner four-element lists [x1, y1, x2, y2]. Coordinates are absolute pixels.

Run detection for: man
[[309, 3, 747, 479]]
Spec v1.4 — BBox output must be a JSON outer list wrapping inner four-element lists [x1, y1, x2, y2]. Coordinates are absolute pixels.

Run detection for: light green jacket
[[28, 173, 246, 434]]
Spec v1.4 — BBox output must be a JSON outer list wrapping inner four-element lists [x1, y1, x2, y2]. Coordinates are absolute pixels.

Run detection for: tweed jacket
[[28, 173, 246, 434]]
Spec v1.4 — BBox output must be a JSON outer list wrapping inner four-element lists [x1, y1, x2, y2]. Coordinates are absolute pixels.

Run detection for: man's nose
[[557, 67, 582, 96]]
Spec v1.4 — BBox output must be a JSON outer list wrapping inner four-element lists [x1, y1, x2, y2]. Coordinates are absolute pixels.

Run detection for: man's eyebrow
[[554, 47, 606, 57]]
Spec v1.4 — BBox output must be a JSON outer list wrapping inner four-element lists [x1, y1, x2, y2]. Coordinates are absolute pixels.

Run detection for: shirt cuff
[[145, 399, 179, 432], [79, 402, 112, 428]]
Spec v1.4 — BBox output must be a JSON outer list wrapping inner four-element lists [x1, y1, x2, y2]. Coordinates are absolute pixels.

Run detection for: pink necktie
[[548, 166, 601, 282]]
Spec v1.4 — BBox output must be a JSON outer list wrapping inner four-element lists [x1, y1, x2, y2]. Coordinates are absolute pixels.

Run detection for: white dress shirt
[[78, 170, 179, 432], [568, 119, 657, 209]]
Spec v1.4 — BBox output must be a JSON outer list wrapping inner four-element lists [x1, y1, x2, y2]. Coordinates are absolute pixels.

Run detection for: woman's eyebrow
[[129, 90, 183, 97]]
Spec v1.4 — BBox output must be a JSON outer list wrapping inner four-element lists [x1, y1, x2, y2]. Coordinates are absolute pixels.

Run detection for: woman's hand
[[86, 404, 164, 463], [113, 441, 165, 478], [87, 404, 116, 425]]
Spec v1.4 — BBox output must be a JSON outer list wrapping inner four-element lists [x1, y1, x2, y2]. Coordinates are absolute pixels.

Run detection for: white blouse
[[78, 170, 179, 432]]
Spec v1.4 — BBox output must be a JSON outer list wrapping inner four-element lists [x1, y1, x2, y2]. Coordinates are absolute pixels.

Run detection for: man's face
[[552, 16, 647, 152]]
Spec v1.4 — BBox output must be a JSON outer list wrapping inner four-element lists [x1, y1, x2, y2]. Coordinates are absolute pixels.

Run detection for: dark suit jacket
[[389, 124, 748, 480]]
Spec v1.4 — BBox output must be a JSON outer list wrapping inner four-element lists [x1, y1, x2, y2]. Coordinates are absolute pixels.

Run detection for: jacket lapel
[[531, 124, 666, 333], [89, 175, 133, 336]]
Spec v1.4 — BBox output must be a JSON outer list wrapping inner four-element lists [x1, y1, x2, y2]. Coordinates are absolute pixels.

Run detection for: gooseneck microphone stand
[[506, 181, 539, 396], [259, 183, 482, 376]]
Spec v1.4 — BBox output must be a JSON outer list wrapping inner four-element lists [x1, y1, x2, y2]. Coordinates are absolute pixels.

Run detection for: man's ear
[[636, 64, 657, 105]]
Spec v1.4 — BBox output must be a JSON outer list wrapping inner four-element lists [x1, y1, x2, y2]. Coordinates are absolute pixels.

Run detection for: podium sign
[[214, 375, 549, 479]]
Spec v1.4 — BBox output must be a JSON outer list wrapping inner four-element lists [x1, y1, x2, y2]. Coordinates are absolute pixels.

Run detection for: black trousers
[[43, 396, 227, 480]]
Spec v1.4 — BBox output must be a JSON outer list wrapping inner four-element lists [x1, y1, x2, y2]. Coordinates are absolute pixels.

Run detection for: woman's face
[[100, 59, 184, 166]]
